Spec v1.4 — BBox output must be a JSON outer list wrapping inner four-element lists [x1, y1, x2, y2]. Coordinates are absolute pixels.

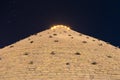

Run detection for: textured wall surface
[[0, 25, 120, 80]]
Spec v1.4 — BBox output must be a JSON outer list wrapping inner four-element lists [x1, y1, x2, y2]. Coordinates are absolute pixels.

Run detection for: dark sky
[[0, 0, 120, 48]]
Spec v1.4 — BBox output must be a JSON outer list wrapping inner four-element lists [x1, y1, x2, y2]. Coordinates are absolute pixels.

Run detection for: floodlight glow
[[50, 25, 70, 30]]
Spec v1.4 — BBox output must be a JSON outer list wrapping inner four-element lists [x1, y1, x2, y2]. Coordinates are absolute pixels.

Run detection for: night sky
[[0, 0, 120, 48]]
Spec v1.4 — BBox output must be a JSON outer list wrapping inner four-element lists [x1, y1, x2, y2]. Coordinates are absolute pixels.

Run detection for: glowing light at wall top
[[50, 25, 70, 30]]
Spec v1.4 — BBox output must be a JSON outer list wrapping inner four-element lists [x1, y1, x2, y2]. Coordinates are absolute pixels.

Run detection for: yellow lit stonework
[[50, 25, 70, 30]]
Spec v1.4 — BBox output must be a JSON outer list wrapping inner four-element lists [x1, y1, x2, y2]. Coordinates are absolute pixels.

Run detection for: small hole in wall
[[49, 35, 53, 38], [82, 41, 87, 43], [107, 56, 112, 58], [106, 42, 110, 44], [24, 52, 29, 55], [79, 34, 82, 36], [29, 61, 34, 64], [115, 46, 119, 49], [68, 34, 72, 36], [54, 40, 59, 42], [75, 52, 81, 55], [66, 63, 70, 65], [98, 43, 103, 46], [71, 37, 74, 39], [86, 37, 89, 39], [28, 38, 31, 41], [50, 51, 55, 55], [53, 33, 57, 36], [30, 41, 34, 43], [0, 57, 2, 60], [64, 31, 67, 33], [91, 62, 97, 65], [9, 45, 14, 48]]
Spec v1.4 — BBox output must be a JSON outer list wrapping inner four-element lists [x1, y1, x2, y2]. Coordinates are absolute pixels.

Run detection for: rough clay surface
[[0, 27, 120, 80]]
